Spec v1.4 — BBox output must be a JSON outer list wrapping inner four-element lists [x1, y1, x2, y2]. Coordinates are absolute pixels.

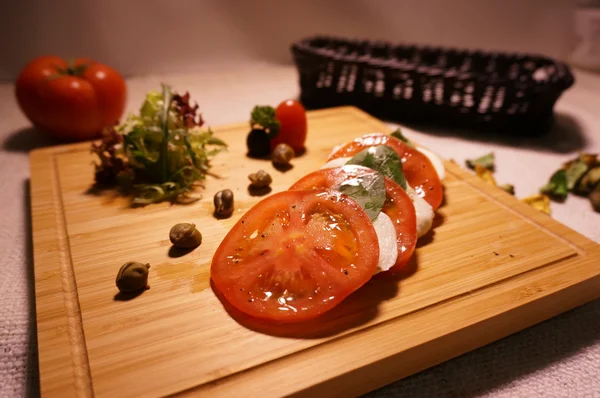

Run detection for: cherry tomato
[[270, 99, 307, 154], [289, 165, 417, 272], [328, 133, 443, 209], [15, 56, 127, 141], [211, 189, 379, 322]]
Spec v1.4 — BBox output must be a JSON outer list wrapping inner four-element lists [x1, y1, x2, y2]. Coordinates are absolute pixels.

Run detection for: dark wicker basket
[[291, 36, 575, 135]]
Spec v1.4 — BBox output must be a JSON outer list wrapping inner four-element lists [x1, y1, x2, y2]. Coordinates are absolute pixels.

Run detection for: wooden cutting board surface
[[29, 106, 600, 398]]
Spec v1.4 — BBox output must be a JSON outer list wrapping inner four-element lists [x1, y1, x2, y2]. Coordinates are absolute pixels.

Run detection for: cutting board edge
[[29, 149, 94, 397], [28, 105, 600, 397], [186, 246, 600, 397]]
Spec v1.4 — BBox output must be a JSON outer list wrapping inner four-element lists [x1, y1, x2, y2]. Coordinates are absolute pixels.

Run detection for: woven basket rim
[[291, 35, 575, 90]]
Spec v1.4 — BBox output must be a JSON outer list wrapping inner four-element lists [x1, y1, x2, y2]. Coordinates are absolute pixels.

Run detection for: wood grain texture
[[29, 106, 600, 398]]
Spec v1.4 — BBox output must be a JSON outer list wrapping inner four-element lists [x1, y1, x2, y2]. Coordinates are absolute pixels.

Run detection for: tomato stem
[[48, 59, 90, 79]]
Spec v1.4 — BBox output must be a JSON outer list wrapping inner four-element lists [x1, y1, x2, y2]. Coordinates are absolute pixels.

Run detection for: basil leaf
[[338, 172, 386, 220], [390, 128, 415, 148], [540, 169, 568, 200], [346, 145, 407, 189], [466, 152, 495, 171]]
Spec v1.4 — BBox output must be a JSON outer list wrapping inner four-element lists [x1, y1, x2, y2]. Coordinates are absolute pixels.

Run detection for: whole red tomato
[[15, 56, 127, 141], [270, 99, 307, 154]]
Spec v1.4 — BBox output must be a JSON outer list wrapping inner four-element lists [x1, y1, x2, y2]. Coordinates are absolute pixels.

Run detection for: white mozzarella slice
[[405, 185, 434, 238], [371, 212, 398, 275], [320, 156, 352, 170], [416, 147, 445, 180]]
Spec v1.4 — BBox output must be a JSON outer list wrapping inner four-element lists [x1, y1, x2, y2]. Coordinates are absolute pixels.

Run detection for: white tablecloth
[[1, 62, 599, 397]]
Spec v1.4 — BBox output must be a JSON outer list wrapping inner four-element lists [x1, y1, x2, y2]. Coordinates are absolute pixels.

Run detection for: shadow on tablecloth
[[2, 127, 64, 153], [398, 111, 587, 155]]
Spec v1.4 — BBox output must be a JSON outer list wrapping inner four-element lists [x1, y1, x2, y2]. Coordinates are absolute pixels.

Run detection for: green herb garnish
[[346, 145, 407, 189], [539, 169, 569, 200], [466, 152, 495, 171], [91, 83, 227, 206], [338, 172, 386, 220], [250, 106, 280, 138], [390, 128, 415, 148]]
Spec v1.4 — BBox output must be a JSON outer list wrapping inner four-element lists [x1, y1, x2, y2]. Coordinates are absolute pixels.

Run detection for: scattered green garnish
[[474, 164, 497, 187], [539, 152, 600, 212], [565, 158, 589, 191], [390, 128, 415, 148], [346, 145, 407, 189], [91, 84, 227, 206], [498, 184, 515, 195], [466, 152, 495, 171], [338, 172, 386, 221], [539, 169, 569, 200], [576, 167, 600, 195], [521, 194, 551, 215]]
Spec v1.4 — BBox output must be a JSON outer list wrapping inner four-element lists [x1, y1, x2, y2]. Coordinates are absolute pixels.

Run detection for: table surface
[[1, 62, 599, 397]]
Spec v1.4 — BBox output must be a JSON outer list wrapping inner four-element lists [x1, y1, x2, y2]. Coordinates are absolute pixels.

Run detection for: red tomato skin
[[211, 189, 380, 323], [270, 99, 307, 153], [289, 165, 417, 271], [15, 56, 126, 141], [328, 133, 444, 210]]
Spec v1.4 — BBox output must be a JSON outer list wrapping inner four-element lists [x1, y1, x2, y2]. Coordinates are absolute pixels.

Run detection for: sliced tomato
[[211, 189, 379, 322], [327, 133, 444, 210], [289, 165, 417, 272]]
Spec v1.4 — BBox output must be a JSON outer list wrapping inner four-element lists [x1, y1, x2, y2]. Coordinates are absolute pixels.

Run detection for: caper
[[116, 261, 150, 293], [214, 189, 234, 218], [271, 143, 295, 168], [169, 222, 202, 249], [248, 170, 272, 189]]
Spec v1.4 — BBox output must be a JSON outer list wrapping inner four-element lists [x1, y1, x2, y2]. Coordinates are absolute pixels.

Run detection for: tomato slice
[[289, 165, 417, 272], [211, 189, 380, 322], [327, 133, 444, 209]]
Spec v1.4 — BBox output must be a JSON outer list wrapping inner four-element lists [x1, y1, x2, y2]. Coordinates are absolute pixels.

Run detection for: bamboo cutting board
[[30, 106, 600, 398]]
